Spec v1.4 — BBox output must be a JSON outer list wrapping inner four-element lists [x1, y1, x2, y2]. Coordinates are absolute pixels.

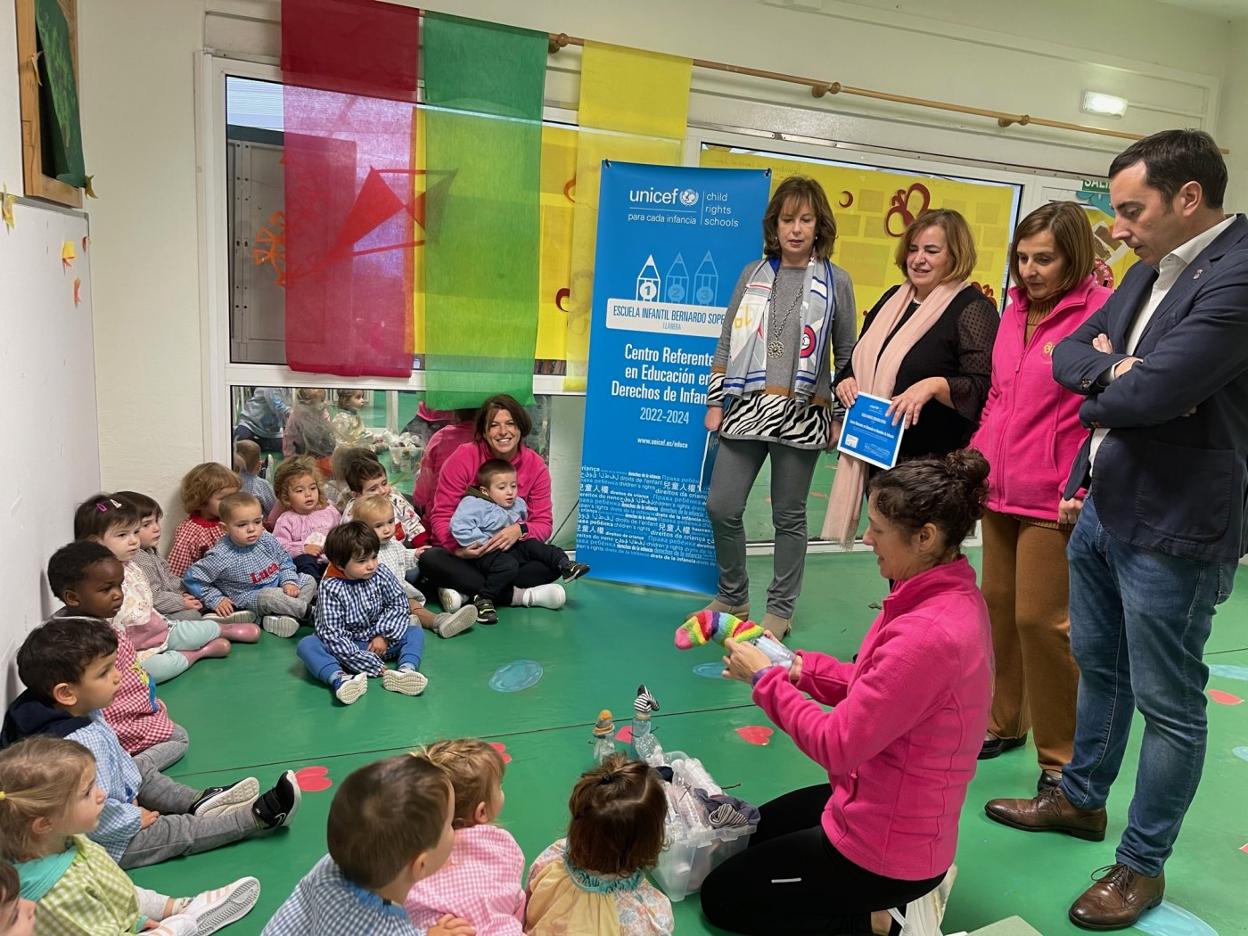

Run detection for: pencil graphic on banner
[[665, 253, 689, 302], [636, 255, 661, 301], [694, 251, 719, 305]]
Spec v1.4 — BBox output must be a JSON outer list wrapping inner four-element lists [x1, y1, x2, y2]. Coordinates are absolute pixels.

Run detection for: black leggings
[[700, 785, 946, 936], [419, 546, 560, 606]]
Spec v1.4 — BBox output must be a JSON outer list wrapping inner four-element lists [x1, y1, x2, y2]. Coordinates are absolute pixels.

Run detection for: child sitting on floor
[[234, 439, 277, 516], [264, 753, 471, 936], [114, 491, 212, 622], [525, 754, 673, 935], [0, 860, 35, 936], [184, 492, 319, 639], [167, 463, 241, 578], [296, 522, 428, 706], [340, 451, 425, 548], [47, 541, 187, 773], [271, 456, 341, 581], [331, 389, 385, 450], [75, 495, 259, 684], [0, 618, 300, 870], [0, 736, 261, 935], [449, 459, 587, 623], [405, 738, 525, 934], [353, 494, 476, 639]]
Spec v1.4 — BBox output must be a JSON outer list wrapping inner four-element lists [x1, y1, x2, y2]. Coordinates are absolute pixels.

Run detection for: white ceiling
[[1157, 0, 1248, 19]]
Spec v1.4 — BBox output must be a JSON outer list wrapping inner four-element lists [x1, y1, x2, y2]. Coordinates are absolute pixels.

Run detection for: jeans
[[1062, 495, 1237, 876], [296, 630, 425, 685]]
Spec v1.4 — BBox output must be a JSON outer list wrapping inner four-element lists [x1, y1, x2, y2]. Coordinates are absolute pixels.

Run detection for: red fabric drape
[[280, 0, 420, 377]]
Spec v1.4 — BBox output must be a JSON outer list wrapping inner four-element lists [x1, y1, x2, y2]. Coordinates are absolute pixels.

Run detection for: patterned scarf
[[722, 256, 835, 404]]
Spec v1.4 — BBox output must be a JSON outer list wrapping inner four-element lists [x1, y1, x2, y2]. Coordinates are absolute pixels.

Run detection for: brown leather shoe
[[696, 598, 750, 618], [1069, 864, 1164, 930], [984, 784, 1107, 841]]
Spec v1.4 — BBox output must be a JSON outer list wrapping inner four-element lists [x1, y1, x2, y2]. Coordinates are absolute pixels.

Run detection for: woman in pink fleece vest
[[969, 202, 1113, 791], [702, 450, 993, 936]]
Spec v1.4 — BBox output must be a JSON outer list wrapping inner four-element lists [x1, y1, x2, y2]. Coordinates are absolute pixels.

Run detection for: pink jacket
[[430, 441, 552, 549], [752, 558, 992, 881], [413, 421, 477, 513], [272, 504, 341, 558], [970, 277, 1111, 520], [405, 823, 525, 935]]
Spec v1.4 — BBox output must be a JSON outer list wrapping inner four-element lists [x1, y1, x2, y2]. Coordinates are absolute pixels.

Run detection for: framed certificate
[[837, 392, 905, 470]]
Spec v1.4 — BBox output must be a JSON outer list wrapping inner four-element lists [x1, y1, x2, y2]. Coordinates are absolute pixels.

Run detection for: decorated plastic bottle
[[591, 709, 616, 764]]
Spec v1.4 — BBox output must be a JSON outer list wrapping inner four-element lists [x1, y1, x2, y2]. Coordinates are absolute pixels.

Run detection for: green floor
[[129, 551, 1248, 935]]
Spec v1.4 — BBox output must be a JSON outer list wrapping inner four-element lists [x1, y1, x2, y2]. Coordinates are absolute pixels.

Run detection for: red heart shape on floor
[[736, 725, 773, 746], [489, 742, 513, 764], [615, 725, 634, 744], [1209, 689, 1243, 706], [294, 765, 333, 792]]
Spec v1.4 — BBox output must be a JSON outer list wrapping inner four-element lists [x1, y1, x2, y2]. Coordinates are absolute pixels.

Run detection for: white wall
[[0, 0, 24, 189], [84, 0, 1243, 510], [79, 0, 208, 537], [1218, 17, 1248, 207]]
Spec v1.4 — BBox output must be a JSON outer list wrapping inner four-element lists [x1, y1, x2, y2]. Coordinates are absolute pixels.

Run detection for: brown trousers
[[980, 508, 1079, 772]]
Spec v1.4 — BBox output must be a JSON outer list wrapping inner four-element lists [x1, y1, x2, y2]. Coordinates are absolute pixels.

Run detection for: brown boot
[[1068, 864, 1164, 930], [695, 598, 750, 618], [760, 612, 791, 639], [984, 784, 1107, 841]]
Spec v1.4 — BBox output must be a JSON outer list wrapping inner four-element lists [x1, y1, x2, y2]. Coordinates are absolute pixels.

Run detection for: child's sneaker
[[252, 770, 301, 830], [561, 562, 591, 582], [203, 609, 257, 625], [473, 596, 499, 624], [261, 615, 299, 638], [520, 583, 566, 609], [180, 876, 261, 934], [438, 588, 467, 613], [381, 665, 428, 696], [188, 777, 260, 817], [332, 671, 368, 705], [434, 605, 477, 638]]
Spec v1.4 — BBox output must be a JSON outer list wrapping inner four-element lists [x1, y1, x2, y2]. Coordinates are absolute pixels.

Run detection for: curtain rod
[[546, 33, 1228, 155]]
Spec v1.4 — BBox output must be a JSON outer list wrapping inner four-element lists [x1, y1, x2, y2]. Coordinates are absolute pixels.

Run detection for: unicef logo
[[679, 188, 699, 207]]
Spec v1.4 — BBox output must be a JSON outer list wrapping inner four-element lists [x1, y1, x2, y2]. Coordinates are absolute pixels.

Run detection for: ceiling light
[[1081, 92, 1128, 118]]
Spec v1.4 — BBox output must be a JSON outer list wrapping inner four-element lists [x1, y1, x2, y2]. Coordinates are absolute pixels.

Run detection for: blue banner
[[577, 162, 770, 593]]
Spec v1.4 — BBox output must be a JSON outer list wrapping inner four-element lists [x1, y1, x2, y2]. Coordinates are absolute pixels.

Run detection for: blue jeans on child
[[1061, 495, 1238, 877], [296, 630, 425, 686]]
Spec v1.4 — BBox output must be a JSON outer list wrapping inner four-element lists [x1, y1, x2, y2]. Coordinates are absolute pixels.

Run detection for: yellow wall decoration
[[699, 145, 1022, 322]]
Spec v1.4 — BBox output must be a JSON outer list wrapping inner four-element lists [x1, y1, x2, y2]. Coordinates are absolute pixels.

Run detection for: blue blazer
[[1053, 214, 1248, 562]]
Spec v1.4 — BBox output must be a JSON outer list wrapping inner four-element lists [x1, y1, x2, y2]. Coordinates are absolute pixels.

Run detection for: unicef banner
[[577, 162, 770, 593]]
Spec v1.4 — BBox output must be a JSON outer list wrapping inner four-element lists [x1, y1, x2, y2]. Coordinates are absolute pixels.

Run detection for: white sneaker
[[434, 605, 477, 638], [381, 667, 428, 696], [333, 672, 369, 705], [183, 876, 261, 934], [261, 615, 299, 638], [189, 777, 260, 818], [437, 588, 466, 612], [520, 582, 566, 609], [890, 863, 956, 935], [203, 609, 256, 625]]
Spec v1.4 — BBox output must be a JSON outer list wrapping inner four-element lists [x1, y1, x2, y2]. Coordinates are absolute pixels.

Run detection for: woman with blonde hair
[[825, 208, 997, 547], [702, 175, 857, 637], [969, 202, 1112, 789]]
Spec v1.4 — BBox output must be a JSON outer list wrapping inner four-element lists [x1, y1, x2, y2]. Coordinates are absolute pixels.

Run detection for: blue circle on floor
[[1133, 901, 1216, 936], [693, 662, 724, 679], [1208, 663, 1248, 681], [1233, 746, 1248, 764], [488, 659, 543, 693]]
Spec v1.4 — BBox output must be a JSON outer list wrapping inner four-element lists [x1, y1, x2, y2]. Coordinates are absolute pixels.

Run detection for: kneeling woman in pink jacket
[[703, 450, 993, 936], [969, 202, 1112, 790]]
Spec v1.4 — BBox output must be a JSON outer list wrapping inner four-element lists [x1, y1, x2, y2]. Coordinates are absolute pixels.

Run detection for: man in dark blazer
[[984, 129, 1248, 930]]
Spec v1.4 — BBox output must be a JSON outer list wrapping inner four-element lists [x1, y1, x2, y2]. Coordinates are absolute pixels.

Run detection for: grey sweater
[[707, 259, 857, 409]]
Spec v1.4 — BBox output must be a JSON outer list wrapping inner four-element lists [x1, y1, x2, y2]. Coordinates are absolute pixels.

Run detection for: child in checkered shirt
[[166, 463, 241, 578], [47, 541, 186, 772], [405, 738, 525, 934], [264, 753, 471, 936], [0, 737, 261, 936], [74, 496, 260, 684], [353, 494, 476, 640], [296, 522, 427, 706]]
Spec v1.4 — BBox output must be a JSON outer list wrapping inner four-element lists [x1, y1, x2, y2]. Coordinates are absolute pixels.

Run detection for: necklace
[[767, 284, 805, 358]]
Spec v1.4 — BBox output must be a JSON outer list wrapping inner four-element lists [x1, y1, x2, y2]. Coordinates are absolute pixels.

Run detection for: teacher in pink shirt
[[701, 450, 993, 936]]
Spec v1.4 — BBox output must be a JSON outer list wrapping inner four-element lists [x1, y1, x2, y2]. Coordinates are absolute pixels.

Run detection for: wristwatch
[[518, 521, 529, 538]]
